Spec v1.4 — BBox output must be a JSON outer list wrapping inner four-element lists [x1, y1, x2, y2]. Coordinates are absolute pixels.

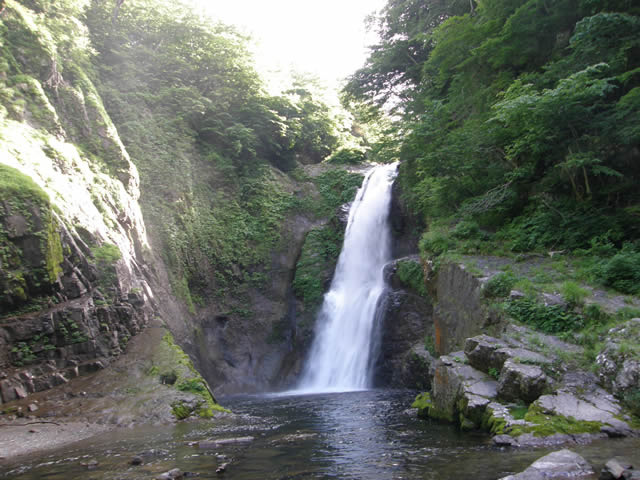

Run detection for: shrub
[[419, 229, 451, 256], [600, 247, 640, 294], [452, 220, 480, 239], [484, 272, 517, 298]]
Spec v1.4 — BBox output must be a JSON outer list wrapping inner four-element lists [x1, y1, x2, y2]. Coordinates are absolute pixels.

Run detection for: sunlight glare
[[191, 0, 386, 94]]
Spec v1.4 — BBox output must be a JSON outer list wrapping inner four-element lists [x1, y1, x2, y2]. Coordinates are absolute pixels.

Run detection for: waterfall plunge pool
[[2, 389, 639, 479]]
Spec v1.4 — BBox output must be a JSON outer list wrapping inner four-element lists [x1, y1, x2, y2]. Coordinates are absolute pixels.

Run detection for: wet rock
[[216, 463, 229, 474], [493, 434, 518, 447], [600, 457, 634, 480], [498, 359, 549, 403], [499, 449, 594, 480], [157, 468, 183, 480]]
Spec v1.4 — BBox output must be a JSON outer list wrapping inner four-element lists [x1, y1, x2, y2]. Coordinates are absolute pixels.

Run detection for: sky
[[192, 0, 387, 95]]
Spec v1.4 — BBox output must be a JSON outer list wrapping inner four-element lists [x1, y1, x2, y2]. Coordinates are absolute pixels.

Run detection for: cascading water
[[298, 162, 398, 393]]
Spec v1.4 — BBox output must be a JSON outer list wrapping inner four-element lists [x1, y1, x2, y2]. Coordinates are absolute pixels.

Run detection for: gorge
[[1, 0, 640, 478]]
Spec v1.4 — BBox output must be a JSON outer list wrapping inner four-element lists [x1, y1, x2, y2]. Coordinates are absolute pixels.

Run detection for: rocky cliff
[[0, 0, 357, 414]]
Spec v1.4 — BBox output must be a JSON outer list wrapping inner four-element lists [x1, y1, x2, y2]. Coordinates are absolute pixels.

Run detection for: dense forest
[[345, 0, 640, 295]]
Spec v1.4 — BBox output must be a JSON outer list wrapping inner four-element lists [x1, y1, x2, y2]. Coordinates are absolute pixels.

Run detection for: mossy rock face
[[0, 164, 63, 311], [148, 332, 229, 420]]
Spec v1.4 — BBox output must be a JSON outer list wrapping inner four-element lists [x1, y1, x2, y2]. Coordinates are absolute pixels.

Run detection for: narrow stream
[[2, 390, 639, 479]]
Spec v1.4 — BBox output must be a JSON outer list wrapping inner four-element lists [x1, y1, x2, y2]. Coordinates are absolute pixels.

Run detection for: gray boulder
[[498, 359, 549, 403], [465, 335, 550, 375], [533, 390, 633, 436], [499, 449, 594, 480], [600, 457, 634, 480], [464, 335, 506, 372]]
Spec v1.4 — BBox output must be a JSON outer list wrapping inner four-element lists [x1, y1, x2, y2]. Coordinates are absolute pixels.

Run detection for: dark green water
[[1, 390, 638, 479]]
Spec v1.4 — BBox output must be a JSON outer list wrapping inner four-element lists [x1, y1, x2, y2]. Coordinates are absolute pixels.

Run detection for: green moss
[[507, 404, 603, 437], [91, 243, 121, 294], [509, 404, 529, 420], [292, 225, 344, 308], [45, 216, 63, 282], [0, 164, 50, 207], [176, 377, 206, 394], [482, 412, 508, 435], [412, 393, 456, 422], [411, 392, 433, 412], [171, 401, 192, 420], [157, 332, 230, 418], [0, 164, 64, 310]]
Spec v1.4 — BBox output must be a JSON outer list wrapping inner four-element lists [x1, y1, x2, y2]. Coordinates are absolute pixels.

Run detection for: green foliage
[[312, 169, 364, 217], [419, 228, 452, 256], [292, 225, 343, 308], [623, 389, 640, 418], [80, 0, 347, 309], [176, 378, 207, 394], [560, 281, 590, 307], [396, 260, 427, 297], [488, 367, 500, 380], [505, 298, 584, 334], [484, 273, 517, 298], [327, 147, 366, 165], [345, 0, 640, 259], [599, 247, 640, 294]]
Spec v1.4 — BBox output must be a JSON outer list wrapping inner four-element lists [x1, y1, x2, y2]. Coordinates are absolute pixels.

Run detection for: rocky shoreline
[[499, 449, 640, 480]]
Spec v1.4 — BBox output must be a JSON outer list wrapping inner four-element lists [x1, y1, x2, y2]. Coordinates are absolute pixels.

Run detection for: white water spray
[[297, 163, 398, 393]]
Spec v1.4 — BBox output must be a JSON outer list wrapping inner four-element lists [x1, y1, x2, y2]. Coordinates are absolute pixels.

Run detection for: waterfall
[[298, 163, 398, 393]]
